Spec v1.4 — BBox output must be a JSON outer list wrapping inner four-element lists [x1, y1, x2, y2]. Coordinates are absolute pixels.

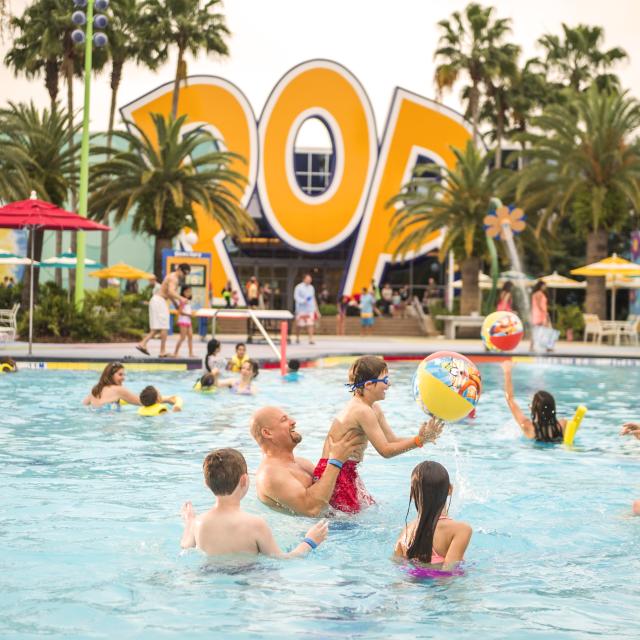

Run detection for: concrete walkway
[[4, 333, 639, 368]]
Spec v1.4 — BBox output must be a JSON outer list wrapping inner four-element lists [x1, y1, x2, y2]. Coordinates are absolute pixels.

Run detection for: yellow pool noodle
[[563, 405, 588, 446]]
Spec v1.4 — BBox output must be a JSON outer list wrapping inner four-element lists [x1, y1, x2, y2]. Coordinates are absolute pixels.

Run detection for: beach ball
[[413, 351, 482, 422], [481, 311, 524, 352]]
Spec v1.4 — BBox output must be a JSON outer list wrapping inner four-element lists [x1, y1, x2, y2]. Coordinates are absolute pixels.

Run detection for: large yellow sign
[[122, 60, 471, 297]]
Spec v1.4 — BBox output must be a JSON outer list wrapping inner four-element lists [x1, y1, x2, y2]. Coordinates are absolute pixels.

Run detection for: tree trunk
[[21, 229, 44, 309], [66, 56, 78, 297], [470, 83, 480, 144], [45, 59, 59, 107], [585, 229, 608, 318], [171, 48, 186, 119], [460, 256, 481, 315], [495, 104, 504, 169], [154, 236, 173, 280]]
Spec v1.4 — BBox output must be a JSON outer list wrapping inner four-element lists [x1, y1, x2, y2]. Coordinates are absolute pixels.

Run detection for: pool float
[[413, 351, 482, 422], [481, 311, 524, 352], [0, 362, 17, 373], [563, 405, 588, 446], [193, 380, 217, 393], [402, 563, 465, 579], [138, 396, 183, 416]]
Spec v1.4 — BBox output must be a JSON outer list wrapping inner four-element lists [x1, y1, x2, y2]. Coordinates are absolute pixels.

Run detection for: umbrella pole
[[29, 228, 34, 356], [611, 284, 616, 321]]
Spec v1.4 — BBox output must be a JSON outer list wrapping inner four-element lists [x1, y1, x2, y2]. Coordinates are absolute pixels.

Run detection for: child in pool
[[394, 461, 472, 566], [180, 448, 328, 557], [0, 356, 17, 372], [204, 338, 226, 378], [621, 422, 640, 515], [194, 373, 217, 391], [313, 356, 444, 514], [501, 361, 567, 442], [283, 359, 302, 382], [173, 285, 195, 358], [227, 343, 249, 372], [140, 385, 182, 412], [218, 359, 259, 395]]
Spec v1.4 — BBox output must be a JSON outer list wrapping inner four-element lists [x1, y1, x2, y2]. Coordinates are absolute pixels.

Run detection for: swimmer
[[0, 356, 17, 372], [283, 359, 301, 382], [394, 461, 472, 566], [620, 423, 640, 515], [204, 338, 225, 382], [180, 448, 328, 557], [501, 361, 567, 442], [313, 356, 444, 514], [82, 361, 142, 409], [218, 359, 259, 395], [195, 373, 217, 391], [226, 343, 249, 373], [140, 385, 182, 412]]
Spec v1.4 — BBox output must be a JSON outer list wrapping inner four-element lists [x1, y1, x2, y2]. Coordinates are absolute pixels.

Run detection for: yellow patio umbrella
[[89, 262, 155, 281], [571, 254, 640, 319], [541, 271, 586, 289]]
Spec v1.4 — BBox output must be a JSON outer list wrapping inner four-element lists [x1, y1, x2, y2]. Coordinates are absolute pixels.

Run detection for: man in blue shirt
[[294, 274, 318, 344]]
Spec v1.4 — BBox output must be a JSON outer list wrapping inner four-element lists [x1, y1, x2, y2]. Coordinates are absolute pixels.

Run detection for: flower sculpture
[[483, 206, 526, 239]]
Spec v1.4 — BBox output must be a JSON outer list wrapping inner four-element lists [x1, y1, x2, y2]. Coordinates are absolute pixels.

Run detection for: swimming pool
[[1, 362, 639, 638]]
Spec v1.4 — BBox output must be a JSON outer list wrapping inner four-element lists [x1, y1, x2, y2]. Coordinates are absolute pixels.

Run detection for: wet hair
[[531, 390, 563, 442], [288, 359, 300, 372], [140, 385, 160, 407], [0, 356, 17, 372], [235, 342, 246, 353], [178, 263, 191, 274], [347, 356, 387, 394], [205, 339, 221, 372], [404, 461, 450, 563], [203, 448, 247, 496], [91, 361, 124, 398], [200, 373, 216, 388], [180, 284, 192, 297], [243, 359, 259, 378]]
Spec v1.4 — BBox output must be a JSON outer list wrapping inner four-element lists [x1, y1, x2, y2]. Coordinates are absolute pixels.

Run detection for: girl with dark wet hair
[[501, 361, 566, 442], [394, 461, 472, 565]]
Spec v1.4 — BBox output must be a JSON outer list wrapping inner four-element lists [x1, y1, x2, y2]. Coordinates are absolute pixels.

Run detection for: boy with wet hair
[[139, 385, 182, 412], [313, 355, 444, 514], [180, 448, 328, 556]]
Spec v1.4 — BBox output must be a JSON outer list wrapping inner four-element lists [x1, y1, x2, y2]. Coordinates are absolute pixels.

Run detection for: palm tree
[[0, 102, 81, 307], [139, 0, 229, 119], [536, 24, 627, 95], [515, 88, 640, 318], [98, 0, 165, 286], [434, 2, 514, 142], [388, 141, 502, 314], [88, 113, 256, 276]]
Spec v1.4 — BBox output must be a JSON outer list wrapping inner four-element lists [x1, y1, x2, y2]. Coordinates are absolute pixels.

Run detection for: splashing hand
[[621, 423, 640, 439], [418, 416, 445, 444]]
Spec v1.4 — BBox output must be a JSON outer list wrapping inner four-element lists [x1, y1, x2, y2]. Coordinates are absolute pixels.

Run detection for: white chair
[[583, 313, 619, 344], [618, 315, 639, 346], [0, 302, 20, 344]]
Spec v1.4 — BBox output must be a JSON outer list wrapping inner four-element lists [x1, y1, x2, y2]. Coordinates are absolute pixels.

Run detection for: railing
[[411, 296, 429, 335]]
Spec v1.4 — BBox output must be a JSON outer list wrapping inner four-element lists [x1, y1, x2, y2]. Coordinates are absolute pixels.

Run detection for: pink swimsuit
[[429, 515, 451, 563]]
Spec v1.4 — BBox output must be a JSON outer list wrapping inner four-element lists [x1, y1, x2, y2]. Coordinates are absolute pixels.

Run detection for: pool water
[[1, 362, 639, 639]]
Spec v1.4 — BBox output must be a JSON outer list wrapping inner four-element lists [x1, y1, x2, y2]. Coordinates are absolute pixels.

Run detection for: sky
[[1, 0, 639, 141]]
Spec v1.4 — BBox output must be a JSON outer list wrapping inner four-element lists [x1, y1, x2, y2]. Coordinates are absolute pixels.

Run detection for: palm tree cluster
[[391, 2, 638, 318], [0, 0, 253, 286]]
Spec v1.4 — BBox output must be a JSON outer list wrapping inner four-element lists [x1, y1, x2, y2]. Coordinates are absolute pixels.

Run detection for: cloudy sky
[[1, 0, 638, 137]]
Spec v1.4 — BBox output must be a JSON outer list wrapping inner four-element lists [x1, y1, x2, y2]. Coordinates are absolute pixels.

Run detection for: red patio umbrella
[[0, 194, 110, 354]]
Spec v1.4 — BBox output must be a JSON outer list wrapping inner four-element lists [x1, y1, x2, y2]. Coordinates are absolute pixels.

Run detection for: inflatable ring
[[563, 405, 588, 446], [138, 403, 169, 416], [1, 362, 16, 373]]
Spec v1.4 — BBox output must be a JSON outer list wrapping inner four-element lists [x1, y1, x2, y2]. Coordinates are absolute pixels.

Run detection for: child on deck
[[394, 461, 472, 566], [313, 356, 444, 514], [173, 285, 195, 358], [180, 448, 328, 557]]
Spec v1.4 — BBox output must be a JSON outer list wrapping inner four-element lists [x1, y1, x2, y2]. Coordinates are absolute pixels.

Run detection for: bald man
[[250, 406, 365, 517]]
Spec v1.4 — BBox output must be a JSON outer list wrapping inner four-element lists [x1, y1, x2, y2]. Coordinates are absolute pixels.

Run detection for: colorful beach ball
[[412, 351, 482, 422], [481, 311, 524, 352]]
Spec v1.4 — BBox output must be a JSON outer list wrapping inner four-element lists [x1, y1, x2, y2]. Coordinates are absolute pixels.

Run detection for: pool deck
[[3, 334, 640, 370]]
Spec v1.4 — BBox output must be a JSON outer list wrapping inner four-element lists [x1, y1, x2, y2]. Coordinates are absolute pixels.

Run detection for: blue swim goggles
[[345, 376, 390, 392]]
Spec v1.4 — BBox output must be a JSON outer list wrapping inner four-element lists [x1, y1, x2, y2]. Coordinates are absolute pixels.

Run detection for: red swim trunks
[[312, 459, 375, 514]]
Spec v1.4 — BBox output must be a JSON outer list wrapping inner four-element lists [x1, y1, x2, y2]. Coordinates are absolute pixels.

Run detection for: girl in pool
[[218, 359, 259, 395], [82, 362, 142, 409], [394, 461, 472, 566], [501, 361, 567, 442]]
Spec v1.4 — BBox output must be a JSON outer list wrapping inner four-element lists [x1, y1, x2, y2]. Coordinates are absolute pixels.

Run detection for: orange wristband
[[414, 435, 424, 448]]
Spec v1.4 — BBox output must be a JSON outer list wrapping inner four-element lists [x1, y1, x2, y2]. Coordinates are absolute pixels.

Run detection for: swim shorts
[[296, 313, 315, 328], [312, 459, 375, 514]]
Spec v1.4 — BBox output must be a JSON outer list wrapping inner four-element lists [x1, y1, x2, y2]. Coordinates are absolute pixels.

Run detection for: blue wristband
[[328, 458, 343, 470], [302, 537, 317, 550]]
